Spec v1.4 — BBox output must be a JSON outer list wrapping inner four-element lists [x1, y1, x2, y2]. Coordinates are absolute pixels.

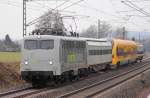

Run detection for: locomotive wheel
[[69, 71, 74, 82], [78, 68, 88, 77], [78, 69, 82, 77], [74, 75, 80, 81], [32, 82, 39, 88], [54, 76, 62, 85], [52, 77, 63, 87], [103, 64, 110, 70], [60, 75, 65, 83], [84, 68, 88, 77], [32, 81, 46, 88], [88, 66, 95, 73]]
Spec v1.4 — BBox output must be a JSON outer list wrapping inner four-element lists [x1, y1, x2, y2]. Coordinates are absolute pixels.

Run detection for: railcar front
[[20, 35, 61, 84], [112, 39, 137, 69]]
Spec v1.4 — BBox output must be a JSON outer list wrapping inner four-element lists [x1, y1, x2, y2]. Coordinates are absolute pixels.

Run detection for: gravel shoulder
[[0, 62, 25, 92]]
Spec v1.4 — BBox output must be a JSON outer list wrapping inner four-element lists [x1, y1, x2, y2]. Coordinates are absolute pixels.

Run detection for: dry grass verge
[[0, 62, 24, 90]]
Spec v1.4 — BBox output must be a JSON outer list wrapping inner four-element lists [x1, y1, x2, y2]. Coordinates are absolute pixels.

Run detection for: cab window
[[40, 40, 54, 49], [24, 39, 54, 50], [24, 40, 37, 50]]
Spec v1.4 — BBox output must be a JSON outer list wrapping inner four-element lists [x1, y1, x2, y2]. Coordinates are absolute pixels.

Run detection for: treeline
[[0, 34, 20, 52]]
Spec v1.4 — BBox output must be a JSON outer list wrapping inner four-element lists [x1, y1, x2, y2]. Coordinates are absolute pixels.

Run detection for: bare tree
[[81, 21, 112, 38], [99, 21, 112, 38], [115, 27, 127, 39], [33, 11, 66, 36], [80, 25, 97, 38]]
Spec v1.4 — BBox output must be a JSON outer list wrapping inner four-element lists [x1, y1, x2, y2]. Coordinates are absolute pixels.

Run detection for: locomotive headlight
[[24, 61, 28, 65], [49, 61, 53, 65], [37, 35, 41, 38]]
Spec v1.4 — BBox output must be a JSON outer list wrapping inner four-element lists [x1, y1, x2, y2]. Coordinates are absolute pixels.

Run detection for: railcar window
[[89, 49, 111, 55], [40, 40, 54, 49], [24, 40, 54, 50], [76, 41, 86, 48], [24, 40, 37, 49], [63, 41, 75, 48]]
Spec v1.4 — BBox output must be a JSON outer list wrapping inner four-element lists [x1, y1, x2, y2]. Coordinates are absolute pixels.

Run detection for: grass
[[0, 52, 20, 63]]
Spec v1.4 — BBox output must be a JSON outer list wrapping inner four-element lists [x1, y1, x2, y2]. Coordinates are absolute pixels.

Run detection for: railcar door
[[60, 40, 86, 74]]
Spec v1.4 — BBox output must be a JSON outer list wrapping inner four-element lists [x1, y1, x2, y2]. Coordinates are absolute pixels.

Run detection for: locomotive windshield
[[40, 40, 54, 49], [24, 40, 54, 50], [24, 40, 37, 49]]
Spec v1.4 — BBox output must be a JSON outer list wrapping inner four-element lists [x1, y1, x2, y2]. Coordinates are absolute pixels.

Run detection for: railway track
[[0, 86, 53, 98], [0, 57, 150, 98], [57, 58, 150, 98], [0, 83, 33, 98]]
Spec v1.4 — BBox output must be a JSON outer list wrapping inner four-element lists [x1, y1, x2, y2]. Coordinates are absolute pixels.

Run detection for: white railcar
[[86, 40, 112, 70]]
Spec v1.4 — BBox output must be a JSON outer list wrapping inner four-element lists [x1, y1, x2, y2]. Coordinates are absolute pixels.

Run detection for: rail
[[57, 58, 150, 98], [0, 83, 32, 97]]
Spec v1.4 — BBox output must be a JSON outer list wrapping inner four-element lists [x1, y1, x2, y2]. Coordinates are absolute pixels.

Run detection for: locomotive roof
[[24, 35, 109, 42]]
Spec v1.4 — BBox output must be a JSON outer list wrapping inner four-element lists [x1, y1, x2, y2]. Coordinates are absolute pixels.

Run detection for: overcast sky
[[0, 0, 150, 40]]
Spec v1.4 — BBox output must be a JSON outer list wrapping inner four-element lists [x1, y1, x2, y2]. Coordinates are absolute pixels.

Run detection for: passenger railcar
[[111, 39, 138, 69], [21, 35, 112, 84], [86, 39, 112, 71]]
